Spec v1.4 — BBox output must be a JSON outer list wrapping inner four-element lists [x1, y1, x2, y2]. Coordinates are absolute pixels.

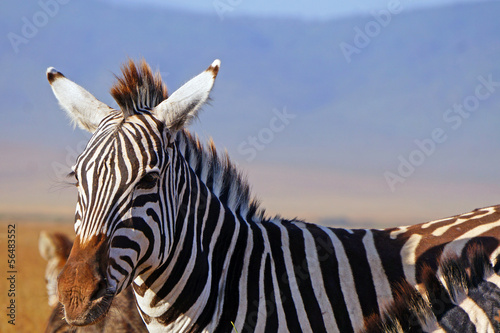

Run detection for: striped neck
[[133, 133, 259, 331], [175, 130, 265, 221]]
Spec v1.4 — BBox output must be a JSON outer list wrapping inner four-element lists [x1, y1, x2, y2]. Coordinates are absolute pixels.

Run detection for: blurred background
[[1, 0, 500, 228]]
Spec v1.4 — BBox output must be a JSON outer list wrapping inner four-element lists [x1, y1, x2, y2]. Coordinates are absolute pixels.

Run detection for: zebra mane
[[362, 245, 500, 333], [110, 60, 263, 219], [175, 130, 265, 220], [110, 59, 168, 117]]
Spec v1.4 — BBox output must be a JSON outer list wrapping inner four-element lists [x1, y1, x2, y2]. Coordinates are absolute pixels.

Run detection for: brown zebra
[[362, 244, 500, 332], [46, 59, 500, 332], [39, 231, 147, 332]]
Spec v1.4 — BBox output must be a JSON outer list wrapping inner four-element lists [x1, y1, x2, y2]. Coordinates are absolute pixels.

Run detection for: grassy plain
[[0, 220, 74, 333]]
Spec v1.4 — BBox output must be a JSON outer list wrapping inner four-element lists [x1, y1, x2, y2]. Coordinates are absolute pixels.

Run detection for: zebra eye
[[67, 171, 79, 187], [137, 172, 159, 189]]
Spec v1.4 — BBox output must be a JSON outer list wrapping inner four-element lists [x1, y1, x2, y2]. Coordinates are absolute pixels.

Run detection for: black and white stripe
[[363, 245, 500, 333], [48, 59, 500, 332], [83, 123, 500, 332]]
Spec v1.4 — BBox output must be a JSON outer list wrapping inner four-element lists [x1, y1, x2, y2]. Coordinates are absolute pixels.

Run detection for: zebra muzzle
[[57, 234, 115, 326]]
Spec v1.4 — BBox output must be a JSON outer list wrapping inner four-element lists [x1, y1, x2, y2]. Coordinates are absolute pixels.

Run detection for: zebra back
[[363, 245, 500, 333], [39, 231, 147, 333]]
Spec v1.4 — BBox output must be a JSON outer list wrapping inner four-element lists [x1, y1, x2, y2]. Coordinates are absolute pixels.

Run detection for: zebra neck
[[174, 130, 264, 222], [134, 152, 253, 330]]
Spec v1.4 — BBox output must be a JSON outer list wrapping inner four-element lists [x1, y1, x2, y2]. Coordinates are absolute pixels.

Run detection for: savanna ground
[[0, 220, 74, 333]]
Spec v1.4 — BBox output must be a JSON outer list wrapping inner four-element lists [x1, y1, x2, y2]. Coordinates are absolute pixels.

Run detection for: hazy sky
[[2, 0, 498, 227], [109, 0, 481, 19]]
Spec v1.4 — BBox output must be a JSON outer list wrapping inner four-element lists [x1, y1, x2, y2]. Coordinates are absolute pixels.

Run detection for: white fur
[[400, 233, 422, 287], [363, 230, 394, 307], [153, 59, 220, 131], [48, 60, 220, 133], [47, 67, 113, 132]]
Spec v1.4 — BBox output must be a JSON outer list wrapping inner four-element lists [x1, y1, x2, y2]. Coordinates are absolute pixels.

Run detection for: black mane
[[176, 130, 265, 221]]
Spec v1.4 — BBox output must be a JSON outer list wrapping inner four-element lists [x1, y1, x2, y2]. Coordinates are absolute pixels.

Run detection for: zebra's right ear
[[46, 67, 113, 133]]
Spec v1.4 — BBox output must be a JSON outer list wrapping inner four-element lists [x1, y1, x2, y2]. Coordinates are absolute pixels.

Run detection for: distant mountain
[[1, 0, 500, 224], [106, 0, 467, 20]]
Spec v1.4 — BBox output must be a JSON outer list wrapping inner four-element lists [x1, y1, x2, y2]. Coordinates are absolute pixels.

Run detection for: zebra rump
[[363, 245, 500, 333]]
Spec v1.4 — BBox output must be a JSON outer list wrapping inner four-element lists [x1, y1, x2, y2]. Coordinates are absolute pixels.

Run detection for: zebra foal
[[39, 231, 147, 332], [46, 59, 500, 332]]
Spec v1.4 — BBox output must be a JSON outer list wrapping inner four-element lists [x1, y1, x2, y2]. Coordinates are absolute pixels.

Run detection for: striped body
[[46, 59, 500, 333], [363, 246, 500, 333], [73, 123, 500, 332], [129, 131, 500, 333]]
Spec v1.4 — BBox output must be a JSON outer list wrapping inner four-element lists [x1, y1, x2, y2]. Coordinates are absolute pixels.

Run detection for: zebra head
[[47, 59, 220, 326]]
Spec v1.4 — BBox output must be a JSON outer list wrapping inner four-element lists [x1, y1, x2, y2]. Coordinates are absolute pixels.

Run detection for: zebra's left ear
[[153, 59, 220, 132], [38, 231, 56, 261]]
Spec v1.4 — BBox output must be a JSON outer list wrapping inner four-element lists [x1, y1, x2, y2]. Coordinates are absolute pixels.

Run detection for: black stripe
[[109, 257, 130, 277], [264, 221, 301, 331], [201, 190, 222, 251], [111, 235, 141, 254], [286, 221, 327, 333], [308, 225, 354, 332], [373, 229, 405, 295], [335, 228, 379, 318], [263, 254, 278, 332], [158, 179, 211, 328], [213, 213, 248, 333], [242, 221, 265, 332], [192, 209, 236, 332], [154, 177, 197, 307]]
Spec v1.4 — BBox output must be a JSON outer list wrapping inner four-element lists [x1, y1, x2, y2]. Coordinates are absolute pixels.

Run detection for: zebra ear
[[47, 67, 113, 133], [38, 231, 57, 261], [153, 59, 220, 132]]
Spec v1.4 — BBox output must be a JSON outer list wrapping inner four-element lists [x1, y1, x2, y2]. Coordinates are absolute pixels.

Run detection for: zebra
[[39, 231, 73, 308], [362, 245, 500, 333], [46, 59, 500, 333], [39, 231, 147, 332]]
